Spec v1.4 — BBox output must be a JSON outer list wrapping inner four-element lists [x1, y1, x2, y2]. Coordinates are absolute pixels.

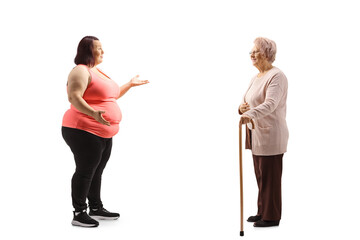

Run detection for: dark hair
[[74, 36, 99, 67]]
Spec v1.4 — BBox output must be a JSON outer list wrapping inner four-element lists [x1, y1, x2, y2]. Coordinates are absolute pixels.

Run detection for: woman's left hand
[[239, 114, 252, 125], [130, 75, 149, 87]]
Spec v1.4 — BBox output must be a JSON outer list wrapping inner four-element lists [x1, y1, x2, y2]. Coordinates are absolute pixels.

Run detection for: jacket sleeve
[[244, 72, 287, 120]]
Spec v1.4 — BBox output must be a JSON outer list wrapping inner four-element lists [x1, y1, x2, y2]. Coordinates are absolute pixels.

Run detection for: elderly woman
[[62, 36, 149, 227], [238, 37, 288, 227]]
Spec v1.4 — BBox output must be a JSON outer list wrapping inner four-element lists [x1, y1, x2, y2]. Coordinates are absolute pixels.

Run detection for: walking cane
[[239, 117, 255, 237]]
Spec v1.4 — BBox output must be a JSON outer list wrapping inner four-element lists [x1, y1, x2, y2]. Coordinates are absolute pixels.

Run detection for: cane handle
[[239, 118, 256, 130]]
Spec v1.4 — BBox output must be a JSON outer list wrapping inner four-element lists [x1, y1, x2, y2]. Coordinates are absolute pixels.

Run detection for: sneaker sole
[[89, 215, 120, 220], [71, 220, 99, 227]]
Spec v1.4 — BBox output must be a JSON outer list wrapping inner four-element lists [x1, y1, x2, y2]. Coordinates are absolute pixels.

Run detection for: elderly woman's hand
[[238, 102, 250, 114], [239, 114, 252, 125], [130, 75, 149, 87]]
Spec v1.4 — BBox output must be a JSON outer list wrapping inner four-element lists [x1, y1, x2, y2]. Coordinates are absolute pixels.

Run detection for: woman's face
[[250, 45, 265, 67], [92, 40, 104, 66]]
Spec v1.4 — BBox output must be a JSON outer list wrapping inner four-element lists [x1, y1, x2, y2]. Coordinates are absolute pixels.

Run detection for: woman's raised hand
[[130, 75, 149, 87]]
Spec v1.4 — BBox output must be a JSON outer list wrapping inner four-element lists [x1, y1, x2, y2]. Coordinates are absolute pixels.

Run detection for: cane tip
[[240, 231, 244, 236]]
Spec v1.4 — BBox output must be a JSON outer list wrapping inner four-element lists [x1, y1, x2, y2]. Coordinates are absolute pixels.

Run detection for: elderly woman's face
[[92, 40, 104, 66], [250, 45, 265, 67]]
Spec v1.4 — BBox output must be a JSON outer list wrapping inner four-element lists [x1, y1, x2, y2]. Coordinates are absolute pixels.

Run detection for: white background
[[1, 0, 359, 239]]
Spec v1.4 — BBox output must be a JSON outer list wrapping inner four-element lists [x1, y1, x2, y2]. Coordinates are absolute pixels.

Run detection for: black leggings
[[62, 127, 113, 212]]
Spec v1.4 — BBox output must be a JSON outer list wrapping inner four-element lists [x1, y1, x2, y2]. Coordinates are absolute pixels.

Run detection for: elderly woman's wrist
[[244, 112, 253, 119]]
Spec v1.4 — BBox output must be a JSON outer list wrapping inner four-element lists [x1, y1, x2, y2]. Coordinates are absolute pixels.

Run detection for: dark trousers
[[62, 127, 112, 212], [252, 154, 283, 221]]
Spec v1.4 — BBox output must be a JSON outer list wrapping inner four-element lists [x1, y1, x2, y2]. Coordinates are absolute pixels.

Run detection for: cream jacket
[[240, 67, 289, 156]]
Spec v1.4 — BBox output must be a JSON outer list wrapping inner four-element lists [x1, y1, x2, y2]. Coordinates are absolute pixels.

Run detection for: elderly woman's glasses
[[249, 50, 260, 55]]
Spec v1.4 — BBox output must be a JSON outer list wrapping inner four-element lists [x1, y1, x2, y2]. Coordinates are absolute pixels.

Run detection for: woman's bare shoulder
[[69, 65, 90, 79], [68, 65, 91, 86]]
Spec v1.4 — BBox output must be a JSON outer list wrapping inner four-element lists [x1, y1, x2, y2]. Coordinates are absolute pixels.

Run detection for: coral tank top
[[62, 65, 122, 138]]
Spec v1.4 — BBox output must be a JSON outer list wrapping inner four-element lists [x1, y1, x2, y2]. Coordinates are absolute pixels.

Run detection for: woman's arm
[[67, 66, 110, 126], [117, 81, 132, 99], [117, 75, 149, 99], [244, 72, 287, 120]]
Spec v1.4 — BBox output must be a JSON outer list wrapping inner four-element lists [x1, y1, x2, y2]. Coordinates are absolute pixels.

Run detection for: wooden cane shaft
[[239, 123, 244, 233]]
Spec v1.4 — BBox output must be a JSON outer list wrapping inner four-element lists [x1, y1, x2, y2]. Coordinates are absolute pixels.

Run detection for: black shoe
[[89, 207, 120, 220], [72, 210, 99, 227], [253, 220, 280, 227], [247, 215, 262, 222]]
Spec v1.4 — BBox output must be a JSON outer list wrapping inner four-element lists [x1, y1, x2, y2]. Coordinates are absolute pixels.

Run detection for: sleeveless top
[[62, 65, 122, 138]]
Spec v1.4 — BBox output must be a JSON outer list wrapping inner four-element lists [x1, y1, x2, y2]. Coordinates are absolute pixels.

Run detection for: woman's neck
[[256, 62, 273, 77]]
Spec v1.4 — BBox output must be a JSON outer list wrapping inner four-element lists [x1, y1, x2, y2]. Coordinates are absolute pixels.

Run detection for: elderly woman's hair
[[254, 37, 277, 63], [74, 36, 99, 67]]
